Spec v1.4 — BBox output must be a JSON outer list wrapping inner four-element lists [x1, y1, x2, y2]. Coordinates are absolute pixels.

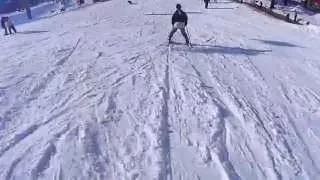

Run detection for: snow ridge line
[[158, 44, 173, 180], [0, 124, 39, 158], [31, 143, 57, 179], [4, 147, 32, 180]]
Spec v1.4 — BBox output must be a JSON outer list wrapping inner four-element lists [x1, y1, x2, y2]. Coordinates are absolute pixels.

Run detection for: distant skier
[[1, 17, 6, 35], [26, 7, 32, 19], [204, 0, 210, 8], [1, 17, 17, 35], [78, 0, 84, 6], [168, 4, 190, 45]]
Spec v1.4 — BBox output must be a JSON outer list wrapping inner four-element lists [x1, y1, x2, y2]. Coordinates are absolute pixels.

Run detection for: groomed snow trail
[[0, 0, 320, 180]]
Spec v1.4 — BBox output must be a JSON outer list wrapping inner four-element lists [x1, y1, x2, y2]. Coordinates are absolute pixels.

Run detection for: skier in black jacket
[[1, 17, 16, 35], [168, 4, 190, 45]]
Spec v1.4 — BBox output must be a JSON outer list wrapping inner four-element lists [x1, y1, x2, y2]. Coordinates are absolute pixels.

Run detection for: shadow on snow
[[172, 43, 271, 56], [206, 7, 235, 10], [210, 1, 235, 3], [144, 12, 203, 16], [17, 30, 49, 34], [252, 39, 304, 48]]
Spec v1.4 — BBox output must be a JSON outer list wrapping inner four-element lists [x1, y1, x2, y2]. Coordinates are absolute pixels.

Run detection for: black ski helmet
[[176, 4, 182, 9]]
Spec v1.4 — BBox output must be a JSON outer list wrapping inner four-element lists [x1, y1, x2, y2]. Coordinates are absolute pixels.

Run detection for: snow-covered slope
[[1, 0, 320, 179]]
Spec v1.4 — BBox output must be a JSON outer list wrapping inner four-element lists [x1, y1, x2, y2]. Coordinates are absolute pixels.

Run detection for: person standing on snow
[[168, 4, 190, 45], [1, 17, 7, 35], [78, 0, 84, 6], [1, 17, 17, 35], [204, 0, 210, 9]]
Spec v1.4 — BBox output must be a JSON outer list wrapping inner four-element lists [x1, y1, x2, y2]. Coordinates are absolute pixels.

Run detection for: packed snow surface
[[0, 0, 320, 179]]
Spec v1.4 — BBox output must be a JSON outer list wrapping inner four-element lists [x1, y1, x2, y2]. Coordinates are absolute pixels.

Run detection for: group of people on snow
[[1, 2, 209, 42], [1, 16, 17, 36]]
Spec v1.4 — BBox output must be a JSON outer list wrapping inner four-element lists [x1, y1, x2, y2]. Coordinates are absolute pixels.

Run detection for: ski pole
[[186, 27, 192, 45]]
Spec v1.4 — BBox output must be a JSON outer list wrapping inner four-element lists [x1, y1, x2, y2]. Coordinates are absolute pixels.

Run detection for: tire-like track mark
[[158, 44, 173, 180], [184, 54, 241, 180]]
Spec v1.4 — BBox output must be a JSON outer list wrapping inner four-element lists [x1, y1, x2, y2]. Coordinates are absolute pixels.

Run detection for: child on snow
[[1, 17, 17, 35]]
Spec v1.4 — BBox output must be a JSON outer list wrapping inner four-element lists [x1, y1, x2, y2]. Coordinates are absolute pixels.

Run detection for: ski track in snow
[[0, 0, 320, 179]]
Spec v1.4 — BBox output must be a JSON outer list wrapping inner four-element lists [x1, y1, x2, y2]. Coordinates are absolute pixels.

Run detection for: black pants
[[5, 25, 16, 35], [204, 1, 209, 8], [168, 26, 189, 44], [9, 25, 17, 34], [4, 27, 8, 35]]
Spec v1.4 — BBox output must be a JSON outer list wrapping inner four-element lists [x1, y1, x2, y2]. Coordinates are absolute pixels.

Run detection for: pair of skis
[[168, 41, 193, 49]]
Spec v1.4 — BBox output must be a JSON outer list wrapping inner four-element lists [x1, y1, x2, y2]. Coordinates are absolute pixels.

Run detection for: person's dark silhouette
[[168, 4, 190, 45], [1, 17, 17, 35], [204, 0, 210, 8]]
